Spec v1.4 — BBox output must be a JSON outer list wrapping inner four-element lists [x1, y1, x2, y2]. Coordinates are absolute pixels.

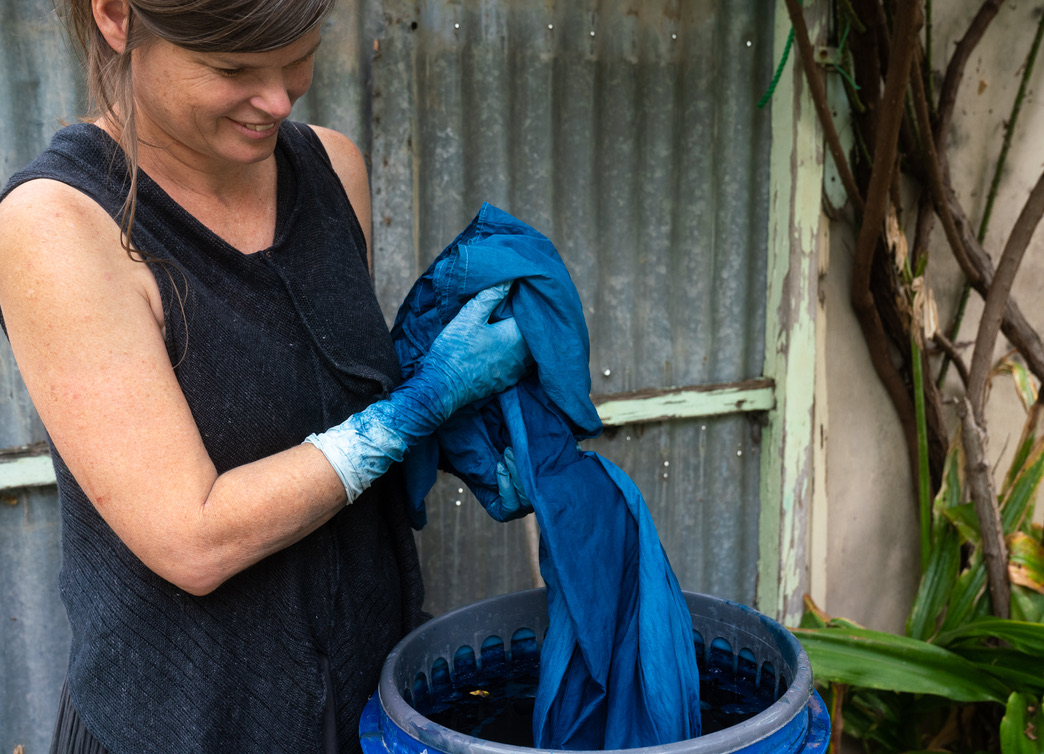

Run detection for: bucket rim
[[377, 588, 815, 754]]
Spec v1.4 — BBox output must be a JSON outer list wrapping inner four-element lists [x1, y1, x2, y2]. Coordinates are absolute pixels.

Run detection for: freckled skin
[[129, 31, 319, 183], [0, 6, 373, 595]]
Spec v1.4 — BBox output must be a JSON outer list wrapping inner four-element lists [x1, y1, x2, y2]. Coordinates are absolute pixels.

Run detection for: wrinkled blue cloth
[[391, 203, 701, 748]]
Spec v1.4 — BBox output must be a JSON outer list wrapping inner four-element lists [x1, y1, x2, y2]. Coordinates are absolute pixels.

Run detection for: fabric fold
[[391, 203, 701, 748]]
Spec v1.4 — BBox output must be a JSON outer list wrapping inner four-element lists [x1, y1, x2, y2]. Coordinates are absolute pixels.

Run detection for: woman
[[0, 0, 529, 751]]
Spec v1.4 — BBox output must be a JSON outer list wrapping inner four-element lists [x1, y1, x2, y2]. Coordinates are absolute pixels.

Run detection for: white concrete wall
[[818, 0, 1044, 633]]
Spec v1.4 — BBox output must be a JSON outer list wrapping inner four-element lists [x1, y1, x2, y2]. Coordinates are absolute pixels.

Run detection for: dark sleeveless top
[[0, 123, 425, 753]]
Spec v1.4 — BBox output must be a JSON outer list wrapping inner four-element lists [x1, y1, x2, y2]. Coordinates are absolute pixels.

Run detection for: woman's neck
[[96, 115, 281, 254]]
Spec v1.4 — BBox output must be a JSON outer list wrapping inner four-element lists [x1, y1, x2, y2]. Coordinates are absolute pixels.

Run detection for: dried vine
[[786, 0, 1044, 620]]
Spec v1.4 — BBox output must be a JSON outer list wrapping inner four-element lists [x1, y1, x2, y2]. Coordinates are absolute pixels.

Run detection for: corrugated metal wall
[[1, 1, 774, 750], [356, 0, 774, 616]]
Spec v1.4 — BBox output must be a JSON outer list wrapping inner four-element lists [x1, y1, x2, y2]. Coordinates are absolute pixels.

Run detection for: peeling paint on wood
[[592, 379, 775, 426], [0, 455, 56, 492], [758, 0, 826, 624], [0, 443, 55, 492]]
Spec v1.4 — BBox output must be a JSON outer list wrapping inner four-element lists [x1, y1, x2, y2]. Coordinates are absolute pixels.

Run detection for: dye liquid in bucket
[[420, 648, 539, 746], [413, 635, 782, 745], [359, 589, 830, 754]]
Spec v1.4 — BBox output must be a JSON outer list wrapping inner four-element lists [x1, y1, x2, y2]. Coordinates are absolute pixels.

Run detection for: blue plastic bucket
[[360, 589, 829, 753]]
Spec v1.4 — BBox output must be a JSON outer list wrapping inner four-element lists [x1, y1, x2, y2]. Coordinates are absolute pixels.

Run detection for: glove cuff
[[304, 406, 409, 503]]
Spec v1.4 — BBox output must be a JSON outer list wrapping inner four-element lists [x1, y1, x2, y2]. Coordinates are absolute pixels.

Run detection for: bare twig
[[851, 1, 922, 306], [932, 332, 970, 388], [944, 183, 1044, 381], [957, 397, 1010, 618], [934, 0, 1004, 146], [909, 40, 936, 271], [909, 46, 982, 290], [938, 7, 1044, 384], [967, 170, 1044, 423], [847, 2, 925, 484], [783, 0, 865, 214]]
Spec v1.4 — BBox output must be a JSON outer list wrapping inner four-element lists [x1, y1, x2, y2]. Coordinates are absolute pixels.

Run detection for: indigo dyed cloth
[[391, 203, 702, 748]]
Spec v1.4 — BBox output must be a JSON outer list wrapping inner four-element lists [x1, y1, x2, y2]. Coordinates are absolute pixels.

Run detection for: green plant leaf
[[799, 594, 830, 629], [958, 646, 1044, 695], [842, 688, 914, 751], [938, 617, 1044, 656], [1009, 531, 1044, 594], [793, 626, 1009, 703], [937, 431, 966, 513], [1011, 584, 1044, 623], [913, 335, 932, 572], [907, 522, 959, 640], [1002, 403, 1044, 498], [1001, 446, 1044, 536], [940, 560, 988, 633], [943, 502, 981, 545], [1000, 692, 1043, 754], [998, 360, 1039, 414], [908, 442, 966, 641]]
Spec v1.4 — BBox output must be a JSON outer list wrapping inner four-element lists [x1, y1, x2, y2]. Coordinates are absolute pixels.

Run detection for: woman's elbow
[[154, 559, 227, 596], [143, 542, 231, 596]]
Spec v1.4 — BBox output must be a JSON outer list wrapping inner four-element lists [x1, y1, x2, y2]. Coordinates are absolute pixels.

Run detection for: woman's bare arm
[[0, 178, 346, 596]]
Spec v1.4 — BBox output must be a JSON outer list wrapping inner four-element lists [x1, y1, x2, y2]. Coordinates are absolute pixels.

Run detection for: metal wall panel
[[365, 0, 774, 615], [1, 3, 80, 751], [0, 0, 774, 747]]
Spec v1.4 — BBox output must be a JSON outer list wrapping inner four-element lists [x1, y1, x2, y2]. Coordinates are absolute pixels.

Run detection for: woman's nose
[[251, 74, 293, 120]]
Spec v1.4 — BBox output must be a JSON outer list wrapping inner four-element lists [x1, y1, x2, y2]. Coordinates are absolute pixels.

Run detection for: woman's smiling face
[[130, 27, 321, 171]]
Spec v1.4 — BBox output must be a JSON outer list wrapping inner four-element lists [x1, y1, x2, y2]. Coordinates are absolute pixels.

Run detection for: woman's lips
[[231, 119, 278, 137]]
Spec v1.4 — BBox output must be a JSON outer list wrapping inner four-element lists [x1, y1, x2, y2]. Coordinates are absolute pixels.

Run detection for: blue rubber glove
[[305, 284, 531, 501], [492, 446, 533, 521]]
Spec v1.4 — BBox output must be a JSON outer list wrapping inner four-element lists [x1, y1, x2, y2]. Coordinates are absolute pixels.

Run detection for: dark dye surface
[[699, 645, 779, 734], [414, 642, 781, 744], [422, 654, 540, 746]]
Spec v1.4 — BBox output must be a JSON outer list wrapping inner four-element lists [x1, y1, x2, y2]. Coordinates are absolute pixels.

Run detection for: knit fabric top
[[0, 123, 425, 753]]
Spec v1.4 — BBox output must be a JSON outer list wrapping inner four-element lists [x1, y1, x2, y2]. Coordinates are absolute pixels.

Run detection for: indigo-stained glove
[[494, 446, 533, 520], [305, 284, 531, 501]]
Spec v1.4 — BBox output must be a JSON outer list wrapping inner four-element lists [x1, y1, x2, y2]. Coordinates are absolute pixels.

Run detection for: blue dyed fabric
[[391, 203, 701, 748]]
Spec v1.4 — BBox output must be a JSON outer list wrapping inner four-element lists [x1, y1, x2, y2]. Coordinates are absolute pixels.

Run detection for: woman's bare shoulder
[[0, 178, 132, 268], [0, 175, 218, 590], [1, 177, 108, 227], [308, 125, 365, 171]]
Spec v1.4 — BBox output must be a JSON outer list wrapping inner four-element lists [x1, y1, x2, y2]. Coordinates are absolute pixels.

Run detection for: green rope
[[758, 8, 858, 110], [832, 18, 860, 92], [758, 26, 795, 109]]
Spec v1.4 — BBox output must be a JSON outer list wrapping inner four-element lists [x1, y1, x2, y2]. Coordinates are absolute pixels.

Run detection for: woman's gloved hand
[[305, 283, 531, 501], [407, 282, 532, 427], [493, 446, 533, 521]]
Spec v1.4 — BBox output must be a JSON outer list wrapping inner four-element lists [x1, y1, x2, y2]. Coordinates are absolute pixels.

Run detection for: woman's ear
[[92, 0, 131, 53]]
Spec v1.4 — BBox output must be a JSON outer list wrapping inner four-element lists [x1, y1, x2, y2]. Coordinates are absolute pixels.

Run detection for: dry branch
[[847, 2, 925, 486], [934, 0, 1004, 146], [958, 397, 1010, 618], [932, 332, 970, 388], [967, 171, 1044, 422]]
